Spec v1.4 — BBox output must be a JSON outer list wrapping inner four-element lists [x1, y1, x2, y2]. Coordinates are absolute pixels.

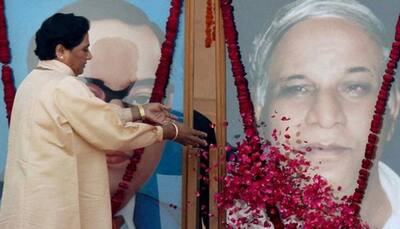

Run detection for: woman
[[0, 13, 206, 229]]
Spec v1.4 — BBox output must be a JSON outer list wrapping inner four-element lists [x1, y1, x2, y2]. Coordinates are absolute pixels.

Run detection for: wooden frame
[[183, 0, 226, 228], [182, 0, 196, 227]]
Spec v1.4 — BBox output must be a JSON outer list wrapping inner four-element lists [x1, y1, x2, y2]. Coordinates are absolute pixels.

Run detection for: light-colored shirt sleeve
[[109, 103, 134, 124], [53, 77, 163, 152]]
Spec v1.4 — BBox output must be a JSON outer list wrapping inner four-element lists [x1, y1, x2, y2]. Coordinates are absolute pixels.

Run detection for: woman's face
[[264, 18, 383, 195], [63, 33, 92, 75]]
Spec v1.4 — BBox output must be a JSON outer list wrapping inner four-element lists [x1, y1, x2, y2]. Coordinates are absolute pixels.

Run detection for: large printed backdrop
[[226, 0, 400, 175]]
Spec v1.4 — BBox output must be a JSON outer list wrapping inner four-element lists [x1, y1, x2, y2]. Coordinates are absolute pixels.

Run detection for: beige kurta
[[0, 60, 163, 229]]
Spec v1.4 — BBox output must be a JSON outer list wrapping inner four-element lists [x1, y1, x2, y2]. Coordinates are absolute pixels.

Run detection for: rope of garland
[[0, 0, 16, 126], [218, 0, 284, 227]]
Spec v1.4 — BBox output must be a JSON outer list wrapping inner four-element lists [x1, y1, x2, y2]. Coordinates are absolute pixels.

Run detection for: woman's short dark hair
[[34, 13, 89, 60]]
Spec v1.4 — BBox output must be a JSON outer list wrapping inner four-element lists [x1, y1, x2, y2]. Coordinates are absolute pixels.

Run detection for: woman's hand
[[162, 122, 208, 147]]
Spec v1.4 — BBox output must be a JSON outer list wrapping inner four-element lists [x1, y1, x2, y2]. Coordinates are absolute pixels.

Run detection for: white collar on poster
[[379, 162, 400, 229], [115, 195, 136, 229]]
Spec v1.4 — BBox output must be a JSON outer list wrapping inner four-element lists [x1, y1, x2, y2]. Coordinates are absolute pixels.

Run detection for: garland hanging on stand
[[0, 0, 16, 125], [218, 0, 283, 227], [219, 0, 258, 140], [205, 0, 216, 48]]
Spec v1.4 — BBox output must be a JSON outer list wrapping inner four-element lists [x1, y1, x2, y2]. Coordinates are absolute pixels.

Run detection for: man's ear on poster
[[386, 83, 400, 141]]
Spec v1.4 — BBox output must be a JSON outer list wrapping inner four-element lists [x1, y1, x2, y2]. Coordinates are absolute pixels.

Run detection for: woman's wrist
[[170, 122, 179, 140], [137, 104, 146, 121], [162, 122, 178, 140], [129, 105, 144, 122]]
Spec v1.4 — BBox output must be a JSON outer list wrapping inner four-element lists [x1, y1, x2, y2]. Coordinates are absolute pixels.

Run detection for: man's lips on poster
[[106, 151, 131, 164], [300, 142, 353, 158]]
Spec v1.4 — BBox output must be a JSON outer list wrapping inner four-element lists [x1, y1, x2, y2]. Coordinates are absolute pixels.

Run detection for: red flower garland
[[150, 0, 182, 104], [0, 0, 10, 64], [111, 0, 183, 215], [205, 0, 216, 48], [218, 0, 283, 227], [350, 15, 400, 214], [0, 0, 16, 125], [216, 141, 367, 228], [2, 65, 15, 124], [218, 0, 260, 143]]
